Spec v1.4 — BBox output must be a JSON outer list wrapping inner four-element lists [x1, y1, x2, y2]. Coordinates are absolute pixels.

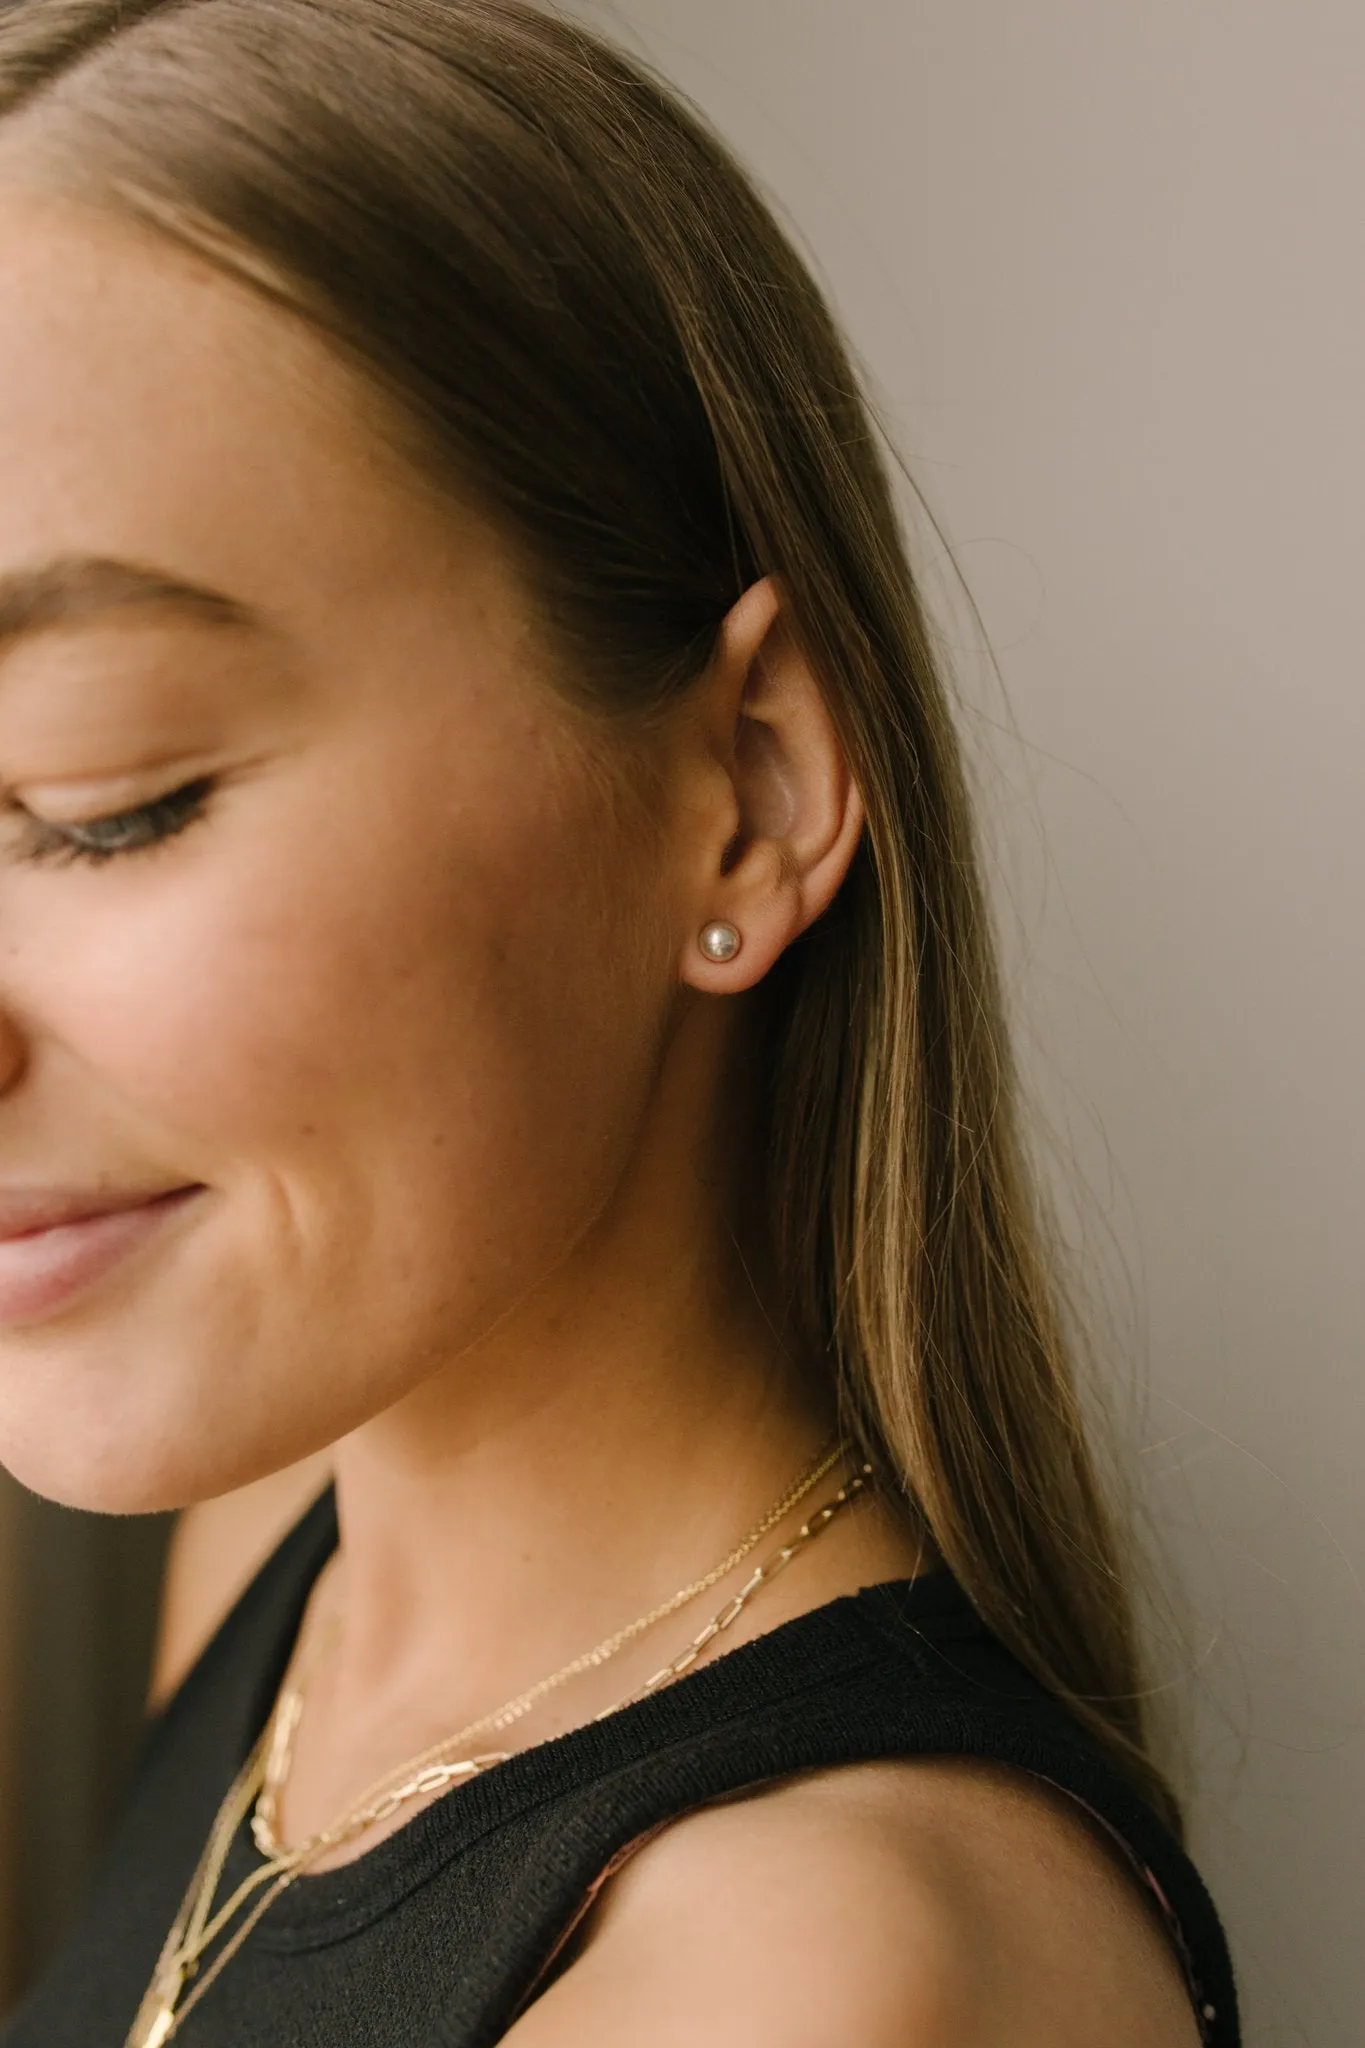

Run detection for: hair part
[[0, 0, 1178, 1830]]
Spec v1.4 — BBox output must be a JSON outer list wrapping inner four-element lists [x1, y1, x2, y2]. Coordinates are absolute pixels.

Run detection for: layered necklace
[[126, 1443, 871, 2047]]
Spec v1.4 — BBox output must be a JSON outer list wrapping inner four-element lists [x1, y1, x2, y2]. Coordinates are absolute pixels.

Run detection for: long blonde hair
[[0, 0, 1177, 1829]]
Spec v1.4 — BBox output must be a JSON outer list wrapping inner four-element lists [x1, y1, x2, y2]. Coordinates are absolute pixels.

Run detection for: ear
[[677, 576, 864, 994]]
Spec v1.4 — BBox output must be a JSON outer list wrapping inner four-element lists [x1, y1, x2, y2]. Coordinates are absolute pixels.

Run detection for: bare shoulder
[[504, 1757, 1202, 2048], [147, 1451, 333, 1710]]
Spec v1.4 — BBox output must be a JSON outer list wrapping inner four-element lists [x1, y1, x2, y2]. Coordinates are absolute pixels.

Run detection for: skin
[[0, 186, 1199, 2045]]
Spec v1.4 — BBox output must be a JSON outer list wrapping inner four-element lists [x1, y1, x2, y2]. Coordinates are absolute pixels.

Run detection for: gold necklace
[[126, 1449, 869, 2048], [253, 1438, 847, 1858]]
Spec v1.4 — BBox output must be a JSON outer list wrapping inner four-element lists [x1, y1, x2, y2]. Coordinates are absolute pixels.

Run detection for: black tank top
[[2, 1487, 1239, 2047]]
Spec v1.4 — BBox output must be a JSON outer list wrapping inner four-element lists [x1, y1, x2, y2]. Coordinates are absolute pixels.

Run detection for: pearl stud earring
[[699, 920, 742, 963]]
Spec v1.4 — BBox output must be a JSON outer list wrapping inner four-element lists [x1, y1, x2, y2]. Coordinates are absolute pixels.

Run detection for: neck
[[325, 1265, 833, 1727]]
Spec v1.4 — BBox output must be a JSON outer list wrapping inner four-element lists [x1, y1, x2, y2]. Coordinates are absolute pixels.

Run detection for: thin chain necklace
[[254, 1438, 846, 1855], [125, 1448, 871, 2048]]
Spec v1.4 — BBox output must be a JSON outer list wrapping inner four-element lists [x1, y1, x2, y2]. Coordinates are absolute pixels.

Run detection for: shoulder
[[504, 1757, 1202, 2048]]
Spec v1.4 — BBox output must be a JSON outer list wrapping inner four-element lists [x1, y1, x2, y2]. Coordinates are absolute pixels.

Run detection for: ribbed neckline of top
[[198, 1484, 963, 1948]]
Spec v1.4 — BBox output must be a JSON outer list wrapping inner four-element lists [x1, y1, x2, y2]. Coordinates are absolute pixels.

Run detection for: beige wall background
[[566, 4, 1364, 2043]]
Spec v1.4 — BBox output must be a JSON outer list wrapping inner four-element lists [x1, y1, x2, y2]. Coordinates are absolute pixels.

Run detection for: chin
[[0, 1366, 294, 1518], [0, 1422, 204, 1518], [0, 1232, 336, 1515]]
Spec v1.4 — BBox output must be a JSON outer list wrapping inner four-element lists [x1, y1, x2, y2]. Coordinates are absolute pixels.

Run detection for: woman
[[0, 2, 1236, 2043]]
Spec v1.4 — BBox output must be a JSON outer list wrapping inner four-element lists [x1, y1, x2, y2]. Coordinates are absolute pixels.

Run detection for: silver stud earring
[[699, 920, 742, 963]]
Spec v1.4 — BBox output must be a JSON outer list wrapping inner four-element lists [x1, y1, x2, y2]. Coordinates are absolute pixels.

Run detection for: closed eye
[[11, 776, 218, 867]]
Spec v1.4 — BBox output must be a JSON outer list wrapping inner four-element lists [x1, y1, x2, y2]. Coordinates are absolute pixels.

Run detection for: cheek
[[19, 756, 669, 1416]]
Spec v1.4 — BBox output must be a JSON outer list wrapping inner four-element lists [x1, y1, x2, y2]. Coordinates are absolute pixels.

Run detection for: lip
[[0, 1185, 205, 1328]]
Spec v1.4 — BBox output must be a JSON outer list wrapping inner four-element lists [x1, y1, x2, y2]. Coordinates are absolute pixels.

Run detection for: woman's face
[[0, 193, 687, 1512]]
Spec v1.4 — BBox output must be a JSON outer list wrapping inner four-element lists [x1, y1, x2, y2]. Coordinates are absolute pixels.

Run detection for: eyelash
[[13, 776, 218, 868]]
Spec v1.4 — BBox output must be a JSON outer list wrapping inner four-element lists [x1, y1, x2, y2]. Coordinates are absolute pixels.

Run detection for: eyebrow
[[0, 556, 258, 645]]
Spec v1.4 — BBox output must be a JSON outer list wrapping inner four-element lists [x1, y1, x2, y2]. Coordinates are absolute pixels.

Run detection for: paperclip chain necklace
[[126, 1447, 870, 2048]]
